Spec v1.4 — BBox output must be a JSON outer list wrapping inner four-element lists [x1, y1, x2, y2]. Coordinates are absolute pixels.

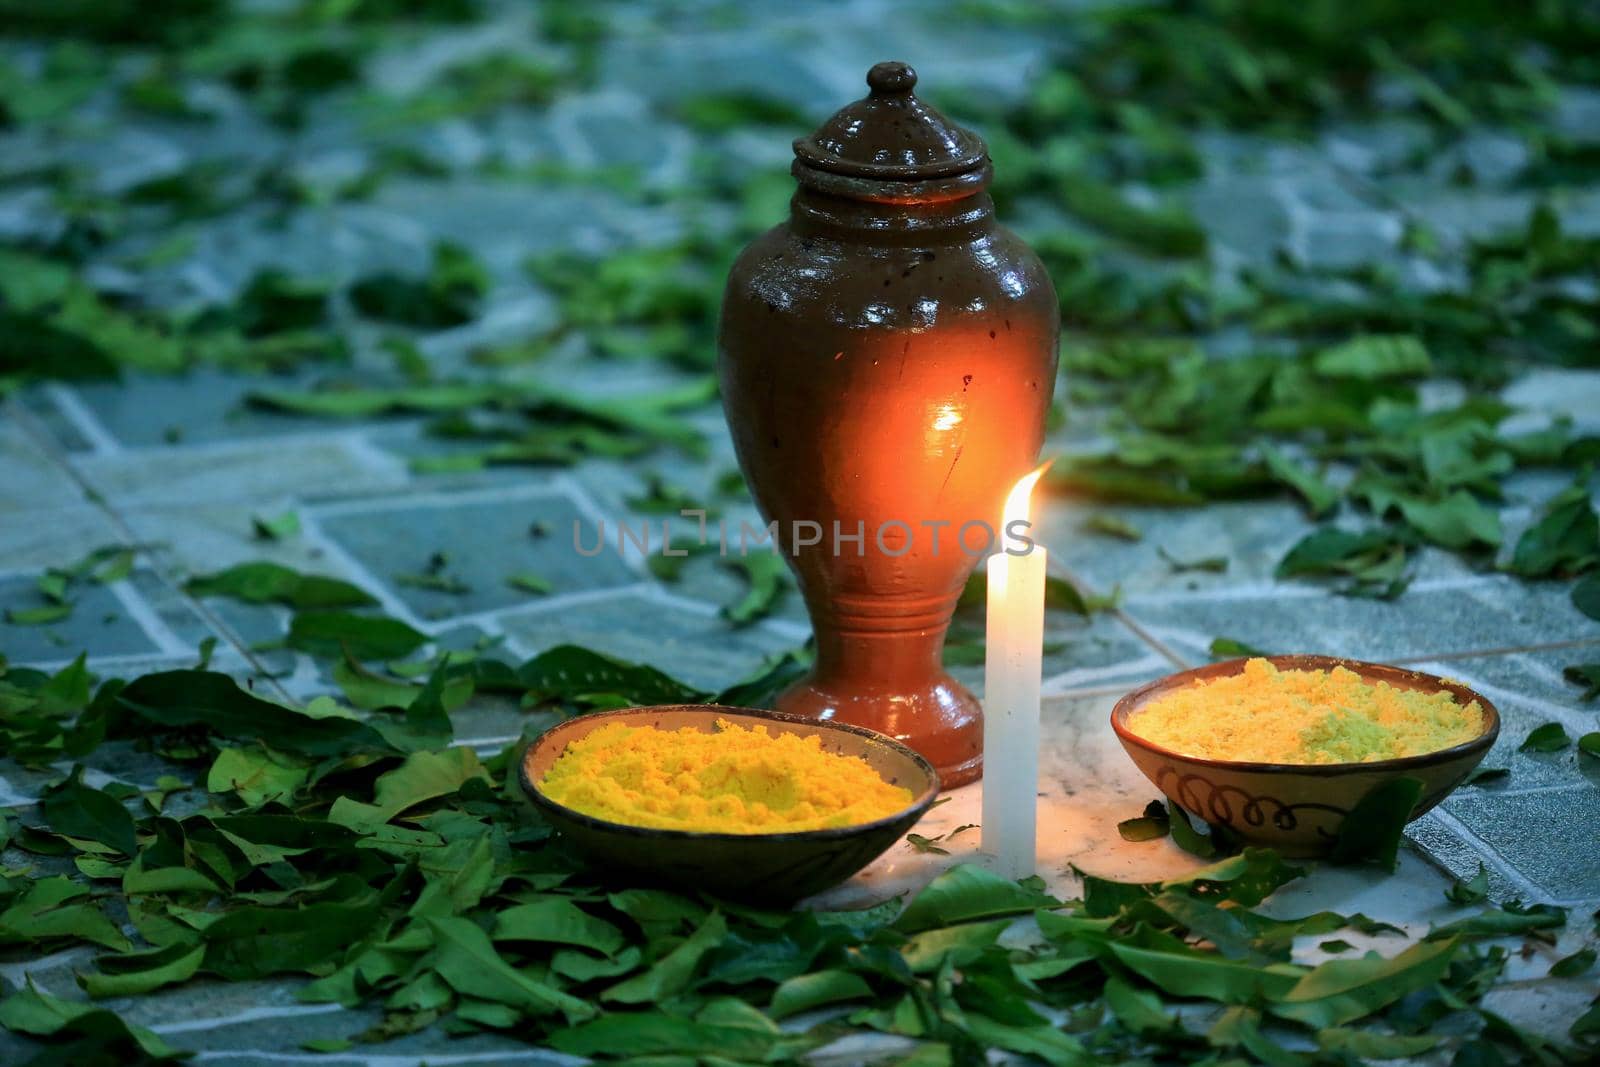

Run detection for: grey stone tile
[[1391, 184, 1537, 245], [948, 601, 1173, 698], [119, 498, 353, 584], [1443, 785, 1600, 904], [1501, 368, 1600, 432], [71, 434, 410, 507], [1037, 498, 1309, 600], [1290, 209, 1403, 271], [1404, 812, 1531, 905], [0, 504, 127, 573], [1319, 117, 1433, 175], [0, 419, 86, 512], [1, 572, 162, 664], [1037, 496, 1483, 602], [312, 485, 639, 621], [365, 176, 684, 264], [61, 370, 373, 449], [1121, 574, 1596, 667], [498, 587, 796, 694], [1401, 645, 1600, 786], [13, 385, 95, 453]]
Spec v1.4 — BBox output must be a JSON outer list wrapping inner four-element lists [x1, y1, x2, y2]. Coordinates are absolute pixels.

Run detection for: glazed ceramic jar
[[718, 61, 1059, 786]]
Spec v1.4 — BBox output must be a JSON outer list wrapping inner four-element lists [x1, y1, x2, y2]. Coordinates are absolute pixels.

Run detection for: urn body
[[716, 63, 1059, 786]]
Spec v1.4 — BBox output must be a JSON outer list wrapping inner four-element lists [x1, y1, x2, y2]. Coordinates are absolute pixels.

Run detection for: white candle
[[981, 465, 1048, 881]]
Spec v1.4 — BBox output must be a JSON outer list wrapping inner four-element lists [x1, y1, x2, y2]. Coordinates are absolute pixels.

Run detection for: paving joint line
[[5, 399, 296, 701]]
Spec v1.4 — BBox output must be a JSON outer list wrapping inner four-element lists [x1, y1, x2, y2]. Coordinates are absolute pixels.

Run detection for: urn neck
[[789, 186, 995, 244]]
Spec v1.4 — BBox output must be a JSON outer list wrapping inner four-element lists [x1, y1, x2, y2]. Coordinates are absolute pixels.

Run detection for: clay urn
[[717, 61, 1059, 786]]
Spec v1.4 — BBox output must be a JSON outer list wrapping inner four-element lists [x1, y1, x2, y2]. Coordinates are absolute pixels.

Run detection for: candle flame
[[1002, 461, 1052, 528]]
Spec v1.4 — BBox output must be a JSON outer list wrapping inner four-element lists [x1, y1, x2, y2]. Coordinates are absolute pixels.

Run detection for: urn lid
[[794, 61, 988, 184]]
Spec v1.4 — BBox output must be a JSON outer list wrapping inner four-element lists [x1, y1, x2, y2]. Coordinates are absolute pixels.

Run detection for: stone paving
[[2, 0, 1599, 1060]]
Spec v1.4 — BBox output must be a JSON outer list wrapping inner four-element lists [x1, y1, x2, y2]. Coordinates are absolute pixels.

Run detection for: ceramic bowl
[[519, 704, 940, 902], [1111, 656, 1499, 857]]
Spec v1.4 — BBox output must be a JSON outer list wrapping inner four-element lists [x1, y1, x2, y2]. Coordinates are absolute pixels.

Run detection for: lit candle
[[981, 464, 1048, 880]]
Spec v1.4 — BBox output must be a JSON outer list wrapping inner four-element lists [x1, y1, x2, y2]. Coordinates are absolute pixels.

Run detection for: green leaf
[[603, 911, 727, 1004], [80, 940, 205, 998], [1056, 174, 1206, 257], [1316, 1027, 1441, 1059], [1269, 937, 1459, 1027], [716, 645, 812, 709], [672, 91, 811, 131], [1508, 481, 1599, 577], [1117, 799, 1170, 842], [1394, 490, 1502, 551], [899, 919, 1010, 973], [0, 979, 180, 1060], [1276, 527, 1410, 598], [519, 644, 705, 707], [251, 511, 301, 540], [203, 894, 384, 980], [40, 770, 138, 856], [1566, 664, 1600, 701], [1102, 975, 1176, 1034], [1328, 776, 1422, 871], [905, 833, 949, 855], [4, 602, 74, 626], [349, 241, 487, 329], [1312, 335, 1431, 381], [331, 747, 489, 830], [961, 1012, 1089, 1067], [1578, 731, 1600, 757], [1166, 803, 1219, 858], [115, 670, 387, 757], [506, 571, 552, 595], [1573, 573, 1600, 621], [721, 551, 789, 626], [1519, 722, 1571, 752], [493, 899, 626, 956], [1208, 636, 1269, 659], [286, 610, 428, 660], [206, 746, 309, 808], [768, 969, 873, 1020], [1426, 903, 1566, 941], [185, 562, 375, 609], [1262, 445, 1340, 517], [1084, 514, 1142, 541], [1551, 946, 1596, 978], [1570, 1003, 1600, 1043], [1110, 940, 1304, 1003], [1445, 865, 1488, 906], [427, 915, 596, 1023], [0, 876, 129, 951], [893, 864, 1057, 934], [1159, 546, 1228, 573], [548, 1012, 777, 1059]]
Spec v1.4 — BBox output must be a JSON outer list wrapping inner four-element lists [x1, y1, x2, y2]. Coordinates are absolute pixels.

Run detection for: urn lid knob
[[866, 60, 918, 95], [793, 60, 988, 183]]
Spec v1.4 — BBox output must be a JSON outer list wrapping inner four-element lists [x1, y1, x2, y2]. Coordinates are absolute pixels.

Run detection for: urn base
[[775, 671, 983, 788]]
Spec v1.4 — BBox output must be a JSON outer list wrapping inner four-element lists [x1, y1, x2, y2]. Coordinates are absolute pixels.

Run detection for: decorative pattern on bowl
[[1111, 656, 1500, 857]]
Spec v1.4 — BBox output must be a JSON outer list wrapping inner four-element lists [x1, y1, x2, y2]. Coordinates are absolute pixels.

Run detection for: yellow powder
[[1126, 658, 1485, 764], [539, 719, 915, 832]]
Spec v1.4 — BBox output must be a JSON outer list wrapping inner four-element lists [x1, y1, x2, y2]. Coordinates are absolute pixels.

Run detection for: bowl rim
[[518, 703, 942, 843], [1111, 654, 1501, 775]]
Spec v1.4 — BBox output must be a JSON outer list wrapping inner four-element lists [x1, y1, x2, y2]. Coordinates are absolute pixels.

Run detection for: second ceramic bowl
[[520, 704, 940, 902], [1111, 655, 1499, 857]]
